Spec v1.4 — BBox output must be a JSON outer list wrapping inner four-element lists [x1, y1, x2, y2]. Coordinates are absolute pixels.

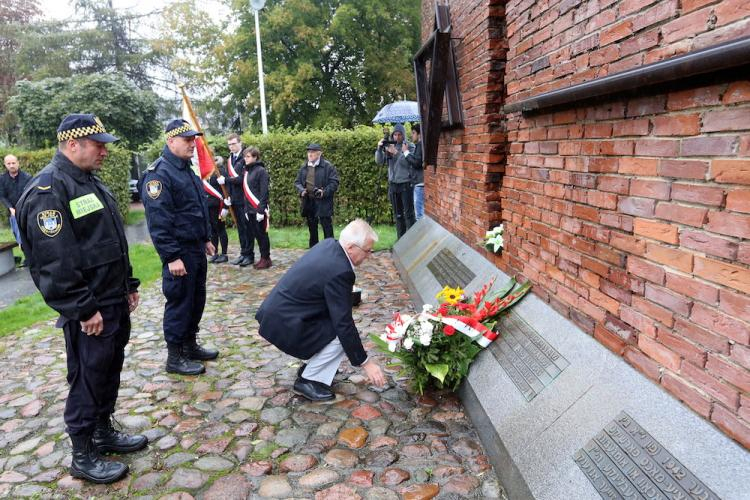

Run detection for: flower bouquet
[[371, 277, 531, 394], [484, 225, 504, 253]]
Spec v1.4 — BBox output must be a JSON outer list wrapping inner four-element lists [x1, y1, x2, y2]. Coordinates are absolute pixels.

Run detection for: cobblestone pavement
[[0, 249, 506, 499]]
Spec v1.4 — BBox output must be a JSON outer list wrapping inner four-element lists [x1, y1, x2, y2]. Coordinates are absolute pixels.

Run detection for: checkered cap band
[[166, 124, 193, 138], [57, 123, 107, 142]]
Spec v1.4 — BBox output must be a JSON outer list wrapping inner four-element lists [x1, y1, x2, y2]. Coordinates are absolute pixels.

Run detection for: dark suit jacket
[[255, 238, 367, 366]]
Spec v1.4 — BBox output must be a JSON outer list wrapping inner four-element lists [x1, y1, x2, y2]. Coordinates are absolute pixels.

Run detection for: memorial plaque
[[575, 412, 721, 500], [489, 311, 569, 401], [426, 248, 476, 289]]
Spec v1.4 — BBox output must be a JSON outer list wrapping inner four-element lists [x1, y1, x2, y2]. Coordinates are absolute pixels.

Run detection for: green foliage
[[143, 126, 393, 225], [0, 144, 132, 220], [7, 73, 159, 149]]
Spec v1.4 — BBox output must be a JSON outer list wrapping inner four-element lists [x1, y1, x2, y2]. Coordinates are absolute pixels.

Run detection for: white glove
[[219, 208, 228, 219], [217, 176, 225, 185], [244, 213, 249, 221], [223, 198, 231, 206], [256, 213, 264, 222]]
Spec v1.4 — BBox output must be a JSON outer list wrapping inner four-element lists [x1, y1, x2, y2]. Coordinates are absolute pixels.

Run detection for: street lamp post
[[250, 0, 268, 134]]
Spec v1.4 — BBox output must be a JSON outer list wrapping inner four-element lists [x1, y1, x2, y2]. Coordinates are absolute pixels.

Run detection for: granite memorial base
[[392, 216, 750, 500]]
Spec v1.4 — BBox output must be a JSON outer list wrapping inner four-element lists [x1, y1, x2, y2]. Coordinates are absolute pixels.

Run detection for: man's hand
[[205, 241, 216, 256], [402, 142, 409, 153], [378, 138, 384, 148], [300, 189, 307, 198], [256, 212, 264, 222], [168, 258, 187, 276], [363, 359, 385, 388], [217, 176, 225, 185], [9, 207, 15, 216], [223, 197, 231, 206], [81, 311, 104, 336], [128, 292, 140, 313], [386, 144, 398, 156]]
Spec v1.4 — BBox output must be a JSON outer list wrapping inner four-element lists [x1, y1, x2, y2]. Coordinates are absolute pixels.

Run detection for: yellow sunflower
[[436, 285, 464, 305]]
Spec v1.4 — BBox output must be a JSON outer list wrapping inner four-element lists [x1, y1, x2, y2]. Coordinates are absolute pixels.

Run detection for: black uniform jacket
[[139, 146, 211, 264], [255, 238, 367, 366], [16, 151, 139, 322], [225, 152, 246, 204], [0, 170, 32, 211], [242, 161, 269, 215], [294, 158, 339, 218]]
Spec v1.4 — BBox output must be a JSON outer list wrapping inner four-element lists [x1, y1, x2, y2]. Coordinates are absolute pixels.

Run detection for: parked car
[[129, 179, 140, 202]]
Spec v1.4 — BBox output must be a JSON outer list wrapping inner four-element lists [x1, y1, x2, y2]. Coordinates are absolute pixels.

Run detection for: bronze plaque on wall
[[426, 248, 476, 289]]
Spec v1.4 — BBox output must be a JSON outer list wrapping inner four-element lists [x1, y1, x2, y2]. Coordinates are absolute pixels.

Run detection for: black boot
[[166, 343, 205, 375], [183, 333, 219, 361], [69, 433, 128, 484], [93, 415, 148, 454]]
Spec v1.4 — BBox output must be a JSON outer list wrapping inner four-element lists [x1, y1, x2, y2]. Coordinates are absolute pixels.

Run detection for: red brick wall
[[423, 0, 750, 448]]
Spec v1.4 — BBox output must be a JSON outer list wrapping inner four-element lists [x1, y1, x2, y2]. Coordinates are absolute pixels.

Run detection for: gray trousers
[[301, 337, 346, 386]]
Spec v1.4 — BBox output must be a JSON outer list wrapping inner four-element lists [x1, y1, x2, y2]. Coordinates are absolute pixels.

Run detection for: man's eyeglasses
[[354, 244, 374, 254]]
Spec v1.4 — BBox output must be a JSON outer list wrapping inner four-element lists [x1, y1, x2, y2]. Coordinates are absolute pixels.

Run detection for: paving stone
[[348, 469, 375, 487], [234, 421, 258, 436], [379, 468, 410, 486], [324, 448, 359, 468], [226, 410, 251, 423], [257, 475, 292, 498], [338, 426, 368, 448], [13, 484, 51, 497], [132, 472, 165, 491], [0, 471, 27, 483], [432, 465, 464, 479], [156, 435, 178, 450], [352, 404, 382, 420], [364, 487, 400, 500], [197, 438, 230, 454], [240, 460, 273, 476], [279, 454, 318, 472], [363, 449, 398, 467], [194, 455, 233, 472], [451, 437, 482, 457], [164, 453, 196, 468], [158, 494, 195, 500], [166, 468, 208, 490], [298, 468, 340, 489], [482, 477, 505, 498], [30, 468, 61, 482], [11, 436, 42, 455], [314, 483, 361, 500], [443, 474, 480, 496], [120, 415, 151, 429], [203, 473, 252, 499], [401, 443, 431, 458], [20, 399, 44, 417], [261, 407, 290, 424], [400, 483, 440, 500], [275, 427, 310, 448], [57, 475, 83, 491]]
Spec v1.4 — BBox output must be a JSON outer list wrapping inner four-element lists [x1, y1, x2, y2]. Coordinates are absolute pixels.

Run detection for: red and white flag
[[181, 94, 216, 180]]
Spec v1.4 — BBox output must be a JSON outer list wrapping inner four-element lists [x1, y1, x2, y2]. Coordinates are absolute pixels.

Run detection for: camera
[[380, 131, 396, 148]]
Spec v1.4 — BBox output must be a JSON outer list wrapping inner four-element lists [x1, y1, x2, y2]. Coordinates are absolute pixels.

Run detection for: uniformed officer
[[16, 114, 147, 484], [140, 119, 218, 376]]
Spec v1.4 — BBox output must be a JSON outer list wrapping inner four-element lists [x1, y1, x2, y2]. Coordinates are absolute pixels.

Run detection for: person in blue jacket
[[139, 119, 218, 376]]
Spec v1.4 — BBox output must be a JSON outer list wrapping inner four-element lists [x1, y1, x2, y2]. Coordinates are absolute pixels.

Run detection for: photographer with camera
[[294, 144, 339, 248], [375, 123, 415, 239]]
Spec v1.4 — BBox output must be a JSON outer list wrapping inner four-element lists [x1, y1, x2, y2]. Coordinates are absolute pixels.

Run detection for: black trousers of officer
[[306, 215, 333, 248], [162, 243, 207, 346], [208, 206, 228, 255], [389, 182, 415, 239], [247, 213, 271, 259], [63, 302, 130, 436]]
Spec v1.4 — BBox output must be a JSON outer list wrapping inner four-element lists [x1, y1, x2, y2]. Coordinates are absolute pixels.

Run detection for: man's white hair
[[339, 219, 378, 247]]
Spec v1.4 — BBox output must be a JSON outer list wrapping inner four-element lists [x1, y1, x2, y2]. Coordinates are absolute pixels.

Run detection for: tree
[[7, 73, 160, 148], [223, 0, 421, 129]]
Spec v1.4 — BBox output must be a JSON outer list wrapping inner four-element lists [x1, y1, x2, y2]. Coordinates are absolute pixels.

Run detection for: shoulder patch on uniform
[[146, 180, 162, 199], [37, 210, 63, 237], [36, 172, 53, 191], [69, 193, 104, 219]]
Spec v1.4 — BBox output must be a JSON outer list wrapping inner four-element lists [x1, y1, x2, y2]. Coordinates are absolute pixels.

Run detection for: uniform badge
[[37, 210, 63, 237], [146, 180, 162, 199]]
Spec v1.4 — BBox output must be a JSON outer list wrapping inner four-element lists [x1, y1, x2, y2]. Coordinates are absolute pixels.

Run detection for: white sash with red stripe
[[227, 154, 239, 178], [243, 171, 270, 232], [203, 179, 224, 213]]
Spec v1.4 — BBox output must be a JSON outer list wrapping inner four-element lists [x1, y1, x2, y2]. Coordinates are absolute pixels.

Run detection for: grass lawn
[[0, 222, 398, 338], [126, 209, 145, 225]]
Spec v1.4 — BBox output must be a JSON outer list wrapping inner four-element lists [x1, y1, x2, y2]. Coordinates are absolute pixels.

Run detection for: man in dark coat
[[140, 119, 218, 377], [16, 114, 147, 484], [294, 143, 339, 248], [218, 133, 253, 266], [1, 154, 32, 257], [255, 219, 385, 401]]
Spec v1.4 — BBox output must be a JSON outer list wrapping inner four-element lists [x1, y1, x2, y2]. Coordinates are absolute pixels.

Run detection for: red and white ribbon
[[227, 154, 239, 178]]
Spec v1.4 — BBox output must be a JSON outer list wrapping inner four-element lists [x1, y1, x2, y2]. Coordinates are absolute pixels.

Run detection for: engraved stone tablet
[[489, 311, 569, 401], [575, 411, 720, 500], [426, 248, 476, 289]]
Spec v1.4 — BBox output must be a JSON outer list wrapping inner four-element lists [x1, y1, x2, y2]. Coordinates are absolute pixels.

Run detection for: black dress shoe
[[293, 377, 335, 402], [230, 255, 244, 265], [213, 254, 228, 263], [208, 254, 218, 263], [239, 256, 254, 267], [93, 417, 148, 454]]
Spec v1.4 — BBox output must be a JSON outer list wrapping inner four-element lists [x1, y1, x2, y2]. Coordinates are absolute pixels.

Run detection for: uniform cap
[[165, 119, 203, 138], [56, 114, 119, 143]]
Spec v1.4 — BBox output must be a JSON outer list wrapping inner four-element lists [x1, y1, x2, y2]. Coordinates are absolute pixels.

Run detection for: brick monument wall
[[422, 0, 750, 448]]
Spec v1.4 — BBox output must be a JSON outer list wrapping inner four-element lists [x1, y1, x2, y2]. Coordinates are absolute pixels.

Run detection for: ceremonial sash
[[227, 154, 239, 178], [202, 179, 225, 214], [243, 171, 270, 232]]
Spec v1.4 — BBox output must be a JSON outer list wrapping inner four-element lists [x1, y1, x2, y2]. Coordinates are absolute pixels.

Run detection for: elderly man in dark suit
[[255, 219, 385, 401]]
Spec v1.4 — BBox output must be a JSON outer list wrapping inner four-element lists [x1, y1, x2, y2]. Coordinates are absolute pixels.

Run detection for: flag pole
[[178, 83, 237, 226]]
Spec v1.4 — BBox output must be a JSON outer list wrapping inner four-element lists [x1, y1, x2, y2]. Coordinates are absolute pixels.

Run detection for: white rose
[[388, 341, 397, 352], [422, 304, 434, 313], [404, 337, 414, 350], [420, 333, 432, 346]]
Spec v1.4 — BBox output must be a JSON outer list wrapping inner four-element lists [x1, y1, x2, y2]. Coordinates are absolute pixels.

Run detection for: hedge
[[143, 126, 393, 226], [0, 145, 132, 224]]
